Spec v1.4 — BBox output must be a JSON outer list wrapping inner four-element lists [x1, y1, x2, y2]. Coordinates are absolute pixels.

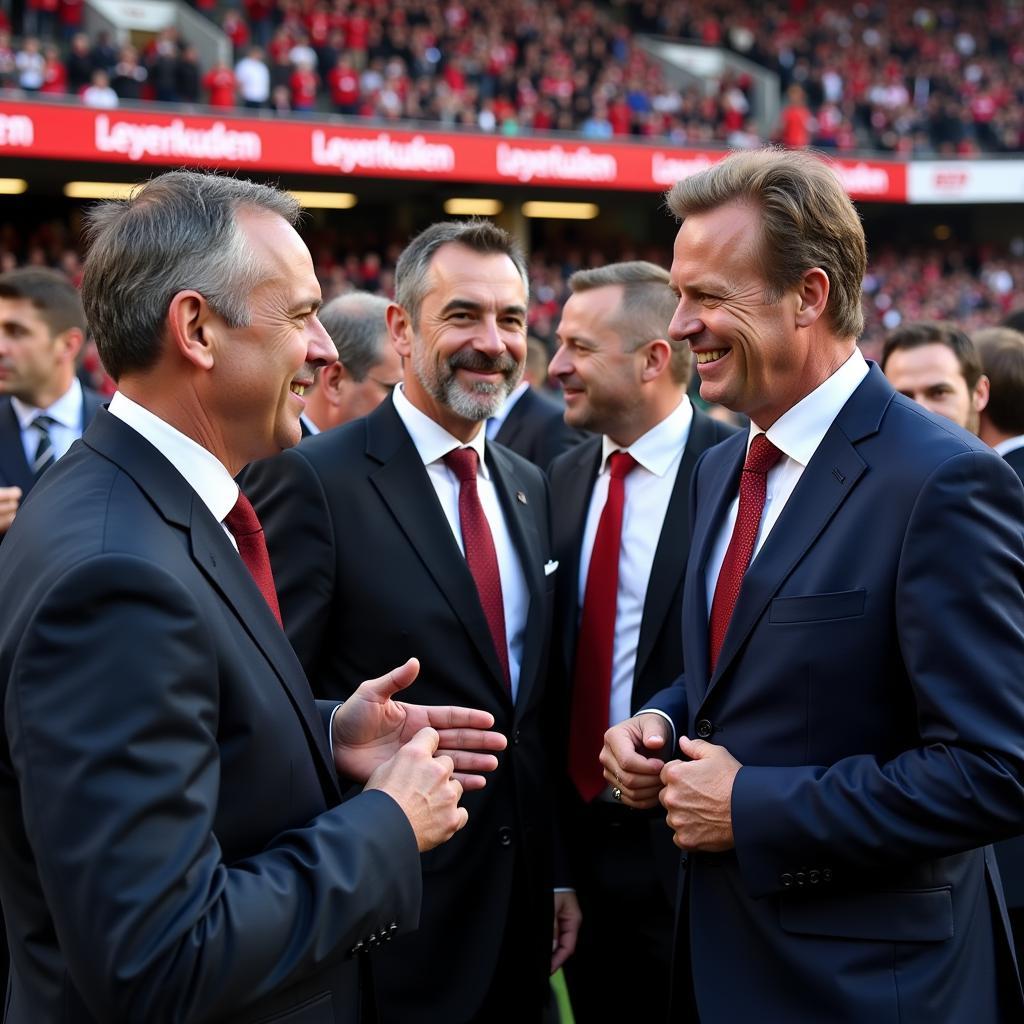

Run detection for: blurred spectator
[[65, 31, 92, 92], [146, 28, 181, 103], [235, 46, 270, 109], [15, 36, 45, 91], [202, 57, 236, 108], [111, 44, 147, 101], [177, 44, 201, 103], [38, 42, 65, 93], [80, 67, 116, 108]]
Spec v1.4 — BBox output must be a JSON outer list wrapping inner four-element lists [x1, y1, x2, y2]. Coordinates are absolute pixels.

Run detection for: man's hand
[[660, 736, 741, 852], [551, 891, 581, 974], [599, 713, 668, 809], [365, 727, 468, 851], [0, 486, 21, 533], [332, 658, 507, 786]]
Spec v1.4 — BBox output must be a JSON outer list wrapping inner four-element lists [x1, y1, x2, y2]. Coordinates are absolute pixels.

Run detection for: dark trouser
[[564, 802, 676, 1024]]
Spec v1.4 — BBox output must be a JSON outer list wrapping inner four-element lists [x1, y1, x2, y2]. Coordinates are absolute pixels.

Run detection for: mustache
[[447, 351, 519, 375]]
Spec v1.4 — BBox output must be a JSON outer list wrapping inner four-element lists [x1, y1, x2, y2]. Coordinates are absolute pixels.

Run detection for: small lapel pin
[[516, 490, 528, 505]]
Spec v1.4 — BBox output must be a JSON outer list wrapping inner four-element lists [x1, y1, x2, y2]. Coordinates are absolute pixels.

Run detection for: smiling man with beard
[[243, 220, 580, 1024]]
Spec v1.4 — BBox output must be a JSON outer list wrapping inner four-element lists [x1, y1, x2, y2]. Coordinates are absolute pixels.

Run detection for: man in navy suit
[[0, 268, 103, 536], [547, 260, 736, 1022], [0, 171, 502, 1023], [603, 149, 1024, 1021]]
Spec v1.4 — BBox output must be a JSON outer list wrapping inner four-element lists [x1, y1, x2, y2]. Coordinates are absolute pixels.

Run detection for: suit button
[[512, 729, 521, 746], [498, 826, 513, 847], [795, 871, 807, 887], [695, 719, 713, 739], [809, 870, 821, 885], [822, 868, 833, 883], [780, 873, 794, 889], [351, 941, 364, 955]]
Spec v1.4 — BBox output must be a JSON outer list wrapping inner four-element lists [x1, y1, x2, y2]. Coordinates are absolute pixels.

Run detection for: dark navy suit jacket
[[648, 365, 1024, 1022]]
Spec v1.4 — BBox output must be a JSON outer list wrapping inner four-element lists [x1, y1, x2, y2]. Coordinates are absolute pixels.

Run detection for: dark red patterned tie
[[568, 450, 638, 802], [708, 434, 783, 671], [224, 490, 283, 628], [444, 447, 510, 689]]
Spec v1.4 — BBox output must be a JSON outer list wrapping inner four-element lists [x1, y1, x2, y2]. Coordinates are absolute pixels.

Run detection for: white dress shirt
[[579, 397, 694, 730], [703, 349, 869, 612], [994, 435, 1024, 458], [392, 384, 529, 701], [108, 392, 240, 547], [12, 378, 84, 466]]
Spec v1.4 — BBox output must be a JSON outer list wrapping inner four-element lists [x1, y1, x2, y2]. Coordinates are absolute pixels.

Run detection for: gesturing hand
[[660, 736, 741, 852], [599, 713, 669, 809], [332, 658, 507, 787]]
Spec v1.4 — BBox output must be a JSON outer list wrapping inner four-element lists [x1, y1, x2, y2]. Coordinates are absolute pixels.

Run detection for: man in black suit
[[0, 171, 503, 1023], [487, 336, 582, 470], [0, 268, 103, 536], [547, 261, 736, 1022], [975, 324, 1024, 963], [245, 219, 580, 1023], [299, 291, 402, 438]]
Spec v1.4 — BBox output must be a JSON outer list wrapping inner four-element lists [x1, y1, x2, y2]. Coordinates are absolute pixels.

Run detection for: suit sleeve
[[242, 447, 336, 672], [5, 553, 421, 1023], [731, 450, 1024, 899]]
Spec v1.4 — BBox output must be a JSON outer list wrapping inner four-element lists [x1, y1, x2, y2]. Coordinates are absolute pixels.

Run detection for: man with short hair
[[245, 219, 579, 1023], [547, 260, 736, 1022], [299, 290, 401, 436], [976, 326, 1024, 478], [0, 172, 502, 1023], [603, 149, 1024, 1021], [0, 267, 103, 535], [880, 320, 989, 433]]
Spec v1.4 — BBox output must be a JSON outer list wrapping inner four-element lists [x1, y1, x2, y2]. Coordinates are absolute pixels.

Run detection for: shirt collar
[[753, 348, 869, 467], [994, 434, 1024, 457], [11, 377, 83, 431], [487, 380, 530, 433], [599, 396, 694, 476], [392, 383, 490, 479], [107, 391, 240, 523]]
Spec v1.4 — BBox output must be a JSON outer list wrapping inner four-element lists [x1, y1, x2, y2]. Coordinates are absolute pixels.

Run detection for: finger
[[636, 714, 668, 750], [406, 725, 440, 754], [428, 705, 497, 732], [454, 806, 469, 832], [358, 657, 420, 702], [435, 727, 507, 752], [453, 772, 488, 791], [602, 744, 665, 777], [434, 752, 455, 776], [678, 735, 711, 759], [438, 750, 499, 773]]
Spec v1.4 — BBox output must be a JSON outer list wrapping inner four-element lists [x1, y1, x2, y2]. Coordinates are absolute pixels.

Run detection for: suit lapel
[[81, 387, 104, 431], [702, 367, 891, 703], [632, 408, 716, 701], [553, 439, 601, 675], [83, 410, 341, 798], [494, 389, 531, 449], [487, 442, 545, 714], [0, 398, 33, 490], [366, 402, 512, 698]]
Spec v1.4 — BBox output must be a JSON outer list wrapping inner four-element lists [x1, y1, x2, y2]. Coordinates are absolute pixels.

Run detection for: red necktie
[[444, 447, 511, 690], [224, 490, 284, 628], [568, 450, 638, 802], [708, 434, 783, 671]]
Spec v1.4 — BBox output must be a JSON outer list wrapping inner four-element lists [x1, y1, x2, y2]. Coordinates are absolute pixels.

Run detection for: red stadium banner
[[0, 100, 909, 202]]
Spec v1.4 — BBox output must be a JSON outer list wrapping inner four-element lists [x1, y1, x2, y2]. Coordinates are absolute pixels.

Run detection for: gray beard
[[411, 346, 523, 421]]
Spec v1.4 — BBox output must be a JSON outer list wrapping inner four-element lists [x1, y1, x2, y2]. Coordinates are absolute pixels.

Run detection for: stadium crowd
[[0, 0, 1021, 152]]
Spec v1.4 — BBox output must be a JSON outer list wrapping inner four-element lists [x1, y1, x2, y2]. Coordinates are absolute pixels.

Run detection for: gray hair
[[318, 291, 392, 381], [568, 260, 691, 385], [81, 170, 300, 380], [394, 219, 528, 329]]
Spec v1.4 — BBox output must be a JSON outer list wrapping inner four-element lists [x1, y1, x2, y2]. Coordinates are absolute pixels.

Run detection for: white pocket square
[[544, 560, 559, 576]]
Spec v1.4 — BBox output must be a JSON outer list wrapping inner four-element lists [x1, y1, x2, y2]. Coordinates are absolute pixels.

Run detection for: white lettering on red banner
[[94, 115, 262, 163], [0, 113, 33, 147], [311, 131, 455, 174], [834, 161, 891, 197], [496, 143, 617, 183], [650, 152, 716, 186]]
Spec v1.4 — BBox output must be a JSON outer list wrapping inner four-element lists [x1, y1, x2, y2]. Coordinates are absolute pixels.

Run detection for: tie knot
[[32, 414, 56, 434], [444, 446, 479, 483], [744, 434, 783, 476], [607, 450, 637, 480], [224, 490, 263, 539]]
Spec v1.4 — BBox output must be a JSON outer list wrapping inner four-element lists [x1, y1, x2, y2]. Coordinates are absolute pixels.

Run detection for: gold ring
[[612, 787, 622, 801]]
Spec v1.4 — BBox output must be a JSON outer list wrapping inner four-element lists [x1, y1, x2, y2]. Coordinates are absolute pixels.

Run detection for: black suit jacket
[[1004, 445, 1024, 481], [493, 386, 584, 471], [0, 409, 421, 1024], [0, 387, 104, 492], [549, 405, 737, 895], [243, 397, 558, 1023]]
